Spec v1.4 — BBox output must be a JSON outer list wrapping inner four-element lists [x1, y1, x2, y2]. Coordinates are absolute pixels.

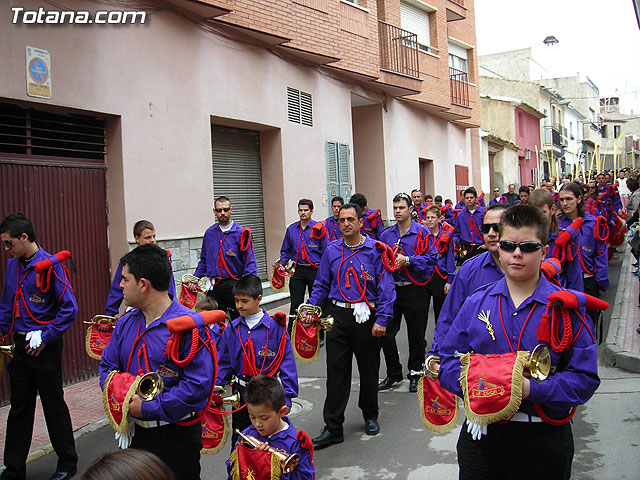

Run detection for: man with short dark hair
[[100, 244, 213, 480], [0, 213, 78, 480], [187, 196, 257, 319], [518, 186, 530, 204], [303, 203, 396, 447], [350, 193, 383, 238], [279, 198, 327, 328], [503, 184, 519, 205]]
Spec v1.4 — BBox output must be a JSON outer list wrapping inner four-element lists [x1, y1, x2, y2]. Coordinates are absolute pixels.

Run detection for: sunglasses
[[481, 223, 500, 234], [215, 207, 231, 213], [499, 240, 544, 253]]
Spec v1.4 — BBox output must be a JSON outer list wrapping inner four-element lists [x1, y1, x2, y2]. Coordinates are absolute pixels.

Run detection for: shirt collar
[[233, 310, 270, 330], [487, 275, 554, 306]]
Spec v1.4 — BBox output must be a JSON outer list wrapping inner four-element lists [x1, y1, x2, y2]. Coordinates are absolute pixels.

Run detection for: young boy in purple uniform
[[99, 244, 213, 480], [0, 213, 78, 480], [227, 375, 315, 480], [104, 220, 176, 316], [186, 196, 257, 319], [453, 187, 486, 263], [216, 275, 299, 447], [439, 205, 600, 480], [430, 203, 508, 358], [378, 193, 438, 393]]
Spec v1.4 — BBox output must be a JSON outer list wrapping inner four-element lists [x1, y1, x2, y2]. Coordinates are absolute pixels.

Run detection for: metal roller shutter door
[[211, 125, 267, 281]]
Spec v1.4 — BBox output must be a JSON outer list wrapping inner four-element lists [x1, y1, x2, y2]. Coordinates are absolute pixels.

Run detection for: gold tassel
[[291, 320, 320, 364], [271, 452, 283, 480], [228, 448, 240, 480], [459, 351, 529, 426]]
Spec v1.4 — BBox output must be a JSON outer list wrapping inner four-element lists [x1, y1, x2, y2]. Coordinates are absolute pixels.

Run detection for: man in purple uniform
[[302, 203, 396, 447], [378, 193, 437, 393], [0, 213, 78, 480], [325, 196, 344, 242], [100, 245, 213, 480], [279, 199, 327, 326], [186, 196, 257, 319]]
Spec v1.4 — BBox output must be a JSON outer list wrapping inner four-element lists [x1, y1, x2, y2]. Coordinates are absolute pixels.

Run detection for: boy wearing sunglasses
[[439, 205, 600, 480], [187, 196, 257, 319]]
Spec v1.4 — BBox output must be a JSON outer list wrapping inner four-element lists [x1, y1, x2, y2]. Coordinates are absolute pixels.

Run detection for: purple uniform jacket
[[379, 222, 437, 284], [558, 213, 609, 292], [216, 311, 298, 407], [439, 276, 600, 419], [307, 236, 396, 327], [0, 247, 78, 345], [99, 302, 214, 423], [194, 222, 257, 280], [489, 196, 508, 206], [453, 206, 486, 245], [325, 216, 342, 242], [105, 262, 177, 316], [443, 206, 454, 225], [597, 185, 622, 213], [361, 207, 384, 239], [430, 250, 503, 355], [226, 418, 315, 480], [280, 219, 326, 266], [431, 226, 456, 284]]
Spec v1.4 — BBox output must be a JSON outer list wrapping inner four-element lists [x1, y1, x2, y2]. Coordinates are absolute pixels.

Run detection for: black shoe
[[49, 469, 77, 480], [312, 428, 344, 449], [409, 377, 419, 393], [365, 418, 380, 435], [378, 376, 403, 390]]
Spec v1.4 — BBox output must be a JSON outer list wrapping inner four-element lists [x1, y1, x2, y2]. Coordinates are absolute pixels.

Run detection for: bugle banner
[[85, 315, 117, 360], [290, 304, 333, 364]]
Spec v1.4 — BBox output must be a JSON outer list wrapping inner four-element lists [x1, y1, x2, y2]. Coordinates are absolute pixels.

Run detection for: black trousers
[[457, 420, 573, 480], [288, 265, 318, 333], [207, 277, 239, 319], [131, 421, 202, 480], [425, 274, 447, 323], [323, 304, 381, 435], [381, 284, 429, 379], [2, 335, 77, 480]]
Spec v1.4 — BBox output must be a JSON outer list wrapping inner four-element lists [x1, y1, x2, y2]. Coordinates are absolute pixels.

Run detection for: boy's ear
[[278, 405, 288, 418], [257, 294, 263, 303]]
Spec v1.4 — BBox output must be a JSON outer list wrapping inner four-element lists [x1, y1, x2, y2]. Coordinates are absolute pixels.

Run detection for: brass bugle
[[525, 344, 551, 383], [213, 386, 240, 407], [84, 314, 116, 325], [0, 344, 15, 357], [234, 429, 299, 474], [181, 274, 209, 292], [295, 304, 334, 331], [137, 371, 164, 401], [273, 258, 295, 276], [422, 355, 440, 377]]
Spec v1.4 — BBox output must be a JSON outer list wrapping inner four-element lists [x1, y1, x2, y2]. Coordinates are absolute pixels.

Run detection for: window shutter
[[338, 143, 351, 201], [400, 2, 430, 48]]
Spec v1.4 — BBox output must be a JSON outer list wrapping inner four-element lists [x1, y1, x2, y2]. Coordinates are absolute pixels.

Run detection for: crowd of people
[[0, 166, 632, 479]]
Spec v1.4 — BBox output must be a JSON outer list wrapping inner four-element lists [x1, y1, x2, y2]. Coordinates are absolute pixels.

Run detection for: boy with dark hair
[[104, 220, 177, 316], [439, 205, 600, 479], [518, 185, 530, 204], [227, 375, 315, 480], [453, 187, 486, 263], [0, 213, 78, 480], [216, 275, 299, 446], [100, 244, 213, 480], [423, 205, 455, 321], [325, 196, 344, 241]]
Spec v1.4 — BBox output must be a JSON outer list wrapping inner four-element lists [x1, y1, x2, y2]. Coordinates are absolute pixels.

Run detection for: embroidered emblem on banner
[[427, 396, 453, 416], [110, 394, 121, 412], [470, 373, 505, 399]]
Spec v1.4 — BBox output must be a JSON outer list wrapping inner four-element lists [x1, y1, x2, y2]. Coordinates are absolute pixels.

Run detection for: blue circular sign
[[29, 58, 48, 84]]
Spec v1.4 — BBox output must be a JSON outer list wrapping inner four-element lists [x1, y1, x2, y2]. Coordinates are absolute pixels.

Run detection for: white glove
[[115, 416, 135, 449], [466, 420, 487, 441], [353, 302, 370, 324], [26, 330, 43, 349]]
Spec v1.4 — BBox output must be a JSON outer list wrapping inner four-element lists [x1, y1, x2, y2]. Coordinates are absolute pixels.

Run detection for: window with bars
[[0, 103, 105, 162], [287, 87, 313, 127]]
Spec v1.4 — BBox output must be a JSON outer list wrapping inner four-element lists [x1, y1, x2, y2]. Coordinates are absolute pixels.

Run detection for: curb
[[603, 248, 640, 372]]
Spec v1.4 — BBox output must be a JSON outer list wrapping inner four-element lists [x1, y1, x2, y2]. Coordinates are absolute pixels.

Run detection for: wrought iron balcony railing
[[378, 21, 420, 79], [449, 67, 469, 107]]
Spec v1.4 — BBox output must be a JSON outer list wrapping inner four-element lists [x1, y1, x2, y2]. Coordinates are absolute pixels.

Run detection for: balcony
[[378, 21, 420, 79], [449, 67, 469, 107]]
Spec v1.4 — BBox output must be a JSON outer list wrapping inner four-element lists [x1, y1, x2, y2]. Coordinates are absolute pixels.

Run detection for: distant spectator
[[618, 170, 631, 211], [518, 185, 530, 204], [626, 177, 640, 220], [502, 184, 519, 205]]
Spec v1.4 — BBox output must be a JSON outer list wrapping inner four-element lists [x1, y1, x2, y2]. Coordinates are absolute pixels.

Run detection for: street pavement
[[4, 249, 640, 479]]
